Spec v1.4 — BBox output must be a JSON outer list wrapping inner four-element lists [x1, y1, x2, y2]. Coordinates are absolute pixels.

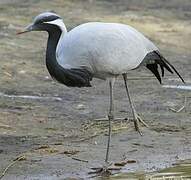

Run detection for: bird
[[18, 12, 184, 172]]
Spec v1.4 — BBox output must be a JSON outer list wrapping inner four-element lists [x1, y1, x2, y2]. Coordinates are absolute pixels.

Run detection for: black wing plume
[[145, 50, 185, 84]]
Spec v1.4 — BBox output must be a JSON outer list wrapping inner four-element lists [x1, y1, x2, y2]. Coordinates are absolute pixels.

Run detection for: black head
[[17, 12, 65, 34]]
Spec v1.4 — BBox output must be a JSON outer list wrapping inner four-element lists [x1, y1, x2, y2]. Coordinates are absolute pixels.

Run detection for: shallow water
[[163, 85, 191, 91], [109, 163, 191, 180], [0, 92, 62, 101]]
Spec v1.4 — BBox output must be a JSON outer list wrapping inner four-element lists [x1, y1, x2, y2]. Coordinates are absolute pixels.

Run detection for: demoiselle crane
[[18, 12, 184, 171]]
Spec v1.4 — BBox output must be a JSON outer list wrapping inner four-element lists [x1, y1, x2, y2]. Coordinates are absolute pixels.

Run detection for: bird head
[[17, 12, 66, 34]]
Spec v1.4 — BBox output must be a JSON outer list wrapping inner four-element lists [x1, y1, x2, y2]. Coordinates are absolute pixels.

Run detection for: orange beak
[[17, 30, 29, 35]]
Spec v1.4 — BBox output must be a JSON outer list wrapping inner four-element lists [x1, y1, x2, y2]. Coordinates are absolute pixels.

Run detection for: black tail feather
[[154, 50, 185, 83], [146, 63, 162, 84], [145, 50, 185, 84], [159, 60, 173, 74], [159, 64, 164, 77], [162, 58, 185, 83]]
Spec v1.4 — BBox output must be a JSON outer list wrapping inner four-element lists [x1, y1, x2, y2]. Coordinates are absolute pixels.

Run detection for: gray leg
[[122, 74, 148, 135], [105, 78, 115, 164]]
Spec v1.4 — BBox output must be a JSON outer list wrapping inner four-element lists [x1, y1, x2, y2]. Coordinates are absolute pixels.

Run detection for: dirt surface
[[0, 0, 191, 179]]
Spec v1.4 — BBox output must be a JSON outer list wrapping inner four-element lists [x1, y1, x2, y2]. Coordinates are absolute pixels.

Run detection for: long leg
[[89, 78, 115, 175], [105, 78, 115, 163], [122, 74, 148, 135]]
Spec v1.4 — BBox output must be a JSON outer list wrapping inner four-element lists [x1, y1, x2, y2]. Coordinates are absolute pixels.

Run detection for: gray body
[[19, 12, 184, 86]]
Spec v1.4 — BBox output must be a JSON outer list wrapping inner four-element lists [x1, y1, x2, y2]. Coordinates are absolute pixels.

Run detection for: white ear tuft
[[44, 19, 66, 31]]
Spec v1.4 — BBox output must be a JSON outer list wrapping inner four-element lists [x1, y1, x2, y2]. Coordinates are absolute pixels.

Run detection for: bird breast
[[56, 22, 158, 79]]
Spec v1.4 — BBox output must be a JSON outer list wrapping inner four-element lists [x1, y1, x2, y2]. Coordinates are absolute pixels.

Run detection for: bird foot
[[88, 163, 121, 177], [89, 167, 112, 177], [133, 113, 149, 136], [169, 96, 187, 113]]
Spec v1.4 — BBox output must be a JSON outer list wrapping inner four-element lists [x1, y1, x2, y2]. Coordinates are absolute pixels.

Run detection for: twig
[[91, 167, 121, 171], [0, 155, 26, 179], [94, 117, 129, 121], [74, 123, 130, 143], [169, 95, 187, 113], [112, 126, 130, 132], [72, 132, 99, 142], [71, 157, 88, 163], [176, 106, 185, 113], [3, 72, 12, 77]]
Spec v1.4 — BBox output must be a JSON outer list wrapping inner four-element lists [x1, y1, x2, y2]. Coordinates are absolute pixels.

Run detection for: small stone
[[18, 70, 26, 74], [76, 104, 86, 110]]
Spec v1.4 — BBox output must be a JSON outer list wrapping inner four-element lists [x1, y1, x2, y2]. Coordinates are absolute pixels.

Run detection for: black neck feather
[[46, 25, 62, 81], [46, 25, 92, 87]]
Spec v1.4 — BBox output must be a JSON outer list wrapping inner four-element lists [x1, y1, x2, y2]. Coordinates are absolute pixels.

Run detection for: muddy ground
[[0, 0, 191, 179]]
